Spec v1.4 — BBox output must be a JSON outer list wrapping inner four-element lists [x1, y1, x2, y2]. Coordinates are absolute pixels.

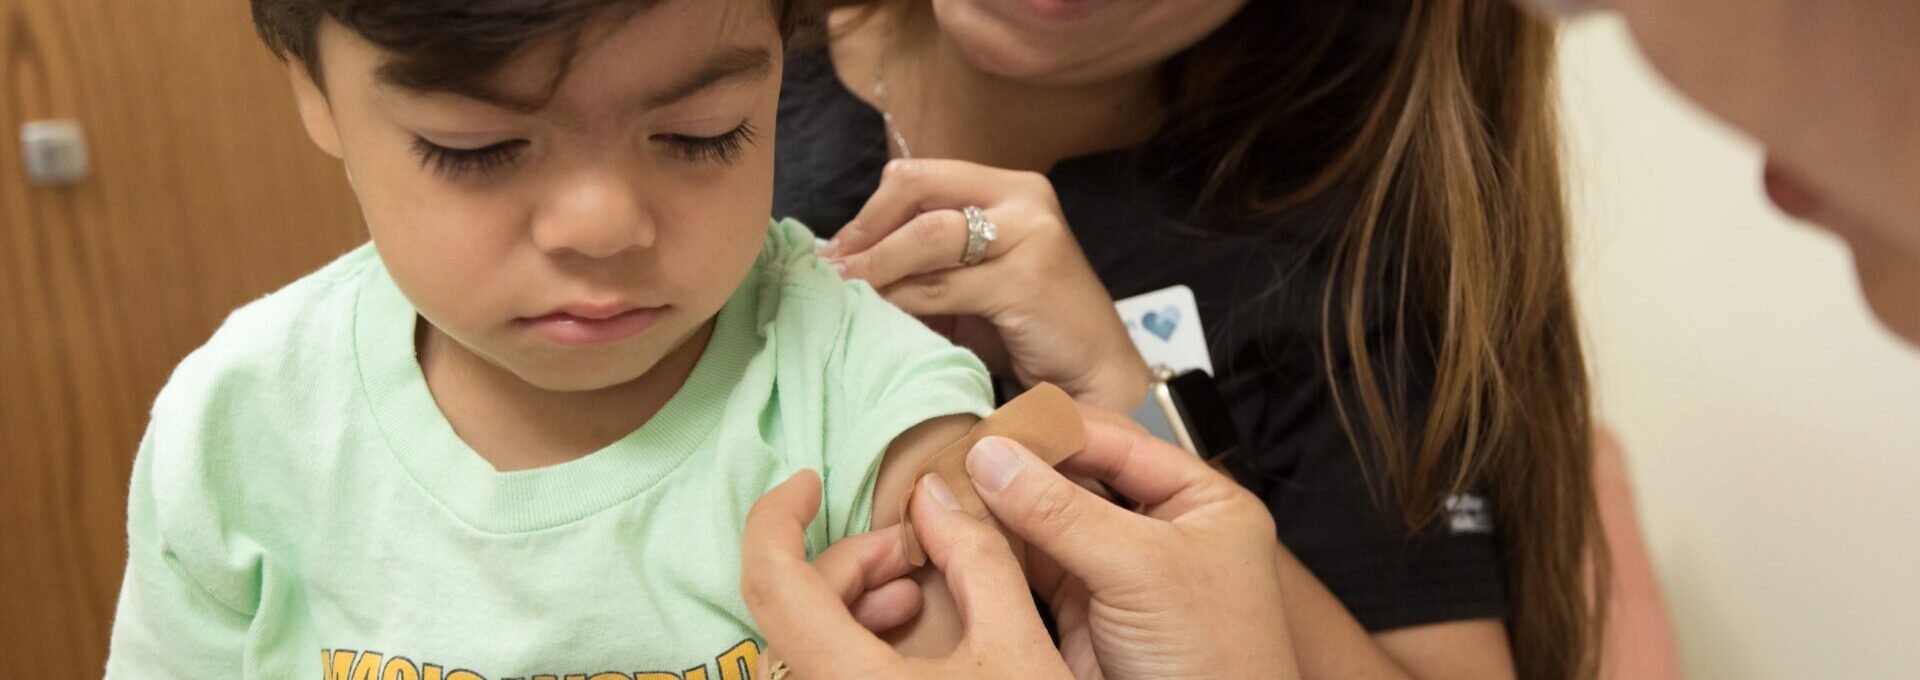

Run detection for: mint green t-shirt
[[105, 219, 993, 679]]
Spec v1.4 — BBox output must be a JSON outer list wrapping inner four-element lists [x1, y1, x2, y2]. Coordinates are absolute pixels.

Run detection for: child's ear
[[288, 60, 344, 159]]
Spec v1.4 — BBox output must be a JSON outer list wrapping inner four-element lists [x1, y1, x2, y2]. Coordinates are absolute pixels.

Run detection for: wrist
[[1080, 350, 1153, 413]]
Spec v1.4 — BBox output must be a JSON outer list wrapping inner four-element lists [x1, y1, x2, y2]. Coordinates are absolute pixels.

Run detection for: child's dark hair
[[252, 0, 802, 106]]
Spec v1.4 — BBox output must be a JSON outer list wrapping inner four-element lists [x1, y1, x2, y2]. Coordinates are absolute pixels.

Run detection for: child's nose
[[531, 172, 656, 259]]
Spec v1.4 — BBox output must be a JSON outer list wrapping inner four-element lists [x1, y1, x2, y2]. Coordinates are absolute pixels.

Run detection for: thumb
[[908, 474, 1054, 649], [966, 436, 1145, 593], [741, 472, 899, 674]]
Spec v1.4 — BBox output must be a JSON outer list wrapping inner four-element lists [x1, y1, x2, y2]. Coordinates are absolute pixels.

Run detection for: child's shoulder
[[135, 244, 380, 524], [749, 218, 978, 376], [750, 216, 989, 395], [752, 218, 916, 336], [753, 218, 856, 305], [154, 244, 378, 433]]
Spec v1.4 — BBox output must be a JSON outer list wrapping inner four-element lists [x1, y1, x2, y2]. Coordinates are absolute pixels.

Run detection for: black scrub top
[[774, 47, 1508, 631]]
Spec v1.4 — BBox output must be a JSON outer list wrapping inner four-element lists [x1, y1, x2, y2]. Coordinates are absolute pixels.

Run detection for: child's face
[[291, 0, 782, 391]]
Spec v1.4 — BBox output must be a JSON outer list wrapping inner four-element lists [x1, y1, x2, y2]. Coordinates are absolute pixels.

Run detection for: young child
[[105, 1, 994, 677]]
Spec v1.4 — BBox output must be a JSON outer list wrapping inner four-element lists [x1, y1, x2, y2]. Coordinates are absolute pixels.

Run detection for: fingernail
[[830, 259, 849, 277], [923, 474, 962, 511], [967, 437, 1023, 493], [817, 237, 841, 258]]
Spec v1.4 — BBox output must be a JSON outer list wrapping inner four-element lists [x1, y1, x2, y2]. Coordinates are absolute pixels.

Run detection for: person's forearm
[[1274, 546, 1518, 680], [1271, 547, 1417, 680], [1594, 430, 1684, 679]]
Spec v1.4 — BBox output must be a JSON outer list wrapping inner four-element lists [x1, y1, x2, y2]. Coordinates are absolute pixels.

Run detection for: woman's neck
[[831, 6, 1162, 172]]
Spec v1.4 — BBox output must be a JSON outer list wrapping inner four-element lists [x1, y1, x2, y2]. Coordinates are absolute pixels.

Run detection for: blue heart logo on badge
[[1116, 285, 1214, 375], [1141, 306, 1181, 342]]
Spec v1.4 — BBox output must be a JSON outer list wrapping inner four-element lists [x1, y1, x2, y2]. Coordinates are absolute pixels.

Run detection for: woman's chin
[[1855, 264, 1920, 348], [934, 0, 1102, 83], [1818, 208, 1920, 347]]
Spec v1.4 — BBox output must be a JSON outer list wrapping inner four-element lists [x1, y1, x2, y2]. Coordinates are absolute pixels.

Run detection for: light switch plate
[[21, 120, 90, 186]]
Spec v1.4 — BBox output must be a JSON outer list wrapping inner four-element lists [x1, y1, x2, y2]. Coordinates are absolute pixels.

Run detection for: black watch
[[1128, 367, 1240, 462]]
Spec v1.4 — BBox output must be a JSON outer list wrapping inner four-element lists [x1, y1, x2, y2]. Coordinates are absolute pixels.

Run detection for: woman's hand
[[740, 470, 1072, 680], [973, 407, 1299, 680], [821, 159, 1153, 413], [741, 407, 1300, 680]]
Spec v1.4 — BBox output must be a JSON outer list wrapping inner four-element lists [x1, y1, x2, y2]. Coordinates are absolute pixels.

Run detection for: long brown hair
[[1169, 2, 1604, 676], [1169, 2, 1605, 677], [811, 1, 1604, 676]]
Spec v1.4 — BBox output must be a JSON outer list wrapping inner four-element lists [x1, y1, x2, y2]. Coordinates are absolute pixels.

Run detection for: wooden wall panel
[[2, 0, 363, 674]]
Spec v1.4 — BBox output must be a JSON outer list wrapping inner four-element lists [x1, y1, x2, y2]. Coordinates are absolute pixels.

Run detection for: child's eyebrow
[[628, 46, 774, 113], [381, 45, 775, 115]]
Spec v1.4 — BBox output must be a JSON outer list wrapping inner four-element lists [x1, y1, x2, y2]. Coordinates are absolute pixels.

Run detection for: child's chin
[[511, 359, 658, 393]]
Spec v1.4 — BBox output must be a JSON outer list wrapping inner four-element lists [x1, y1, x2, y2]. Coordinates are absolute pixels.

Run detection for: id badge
[[1115, 285, 1214, 375]]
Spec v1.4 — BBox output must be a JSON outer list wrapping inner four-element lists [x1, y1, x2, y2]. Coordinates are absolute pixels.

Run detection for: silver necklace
[[872, 64, 914, 160]]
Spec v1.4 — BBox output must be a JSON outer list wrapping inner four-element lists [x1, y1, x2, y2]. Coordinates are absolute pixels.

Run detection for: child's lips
[[522, 305, 668, 345]]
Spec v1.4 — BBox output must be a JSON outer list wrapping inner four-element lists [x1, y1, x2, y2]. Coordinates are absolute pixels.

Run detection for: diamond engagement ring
[[961, 205, 997, 266]]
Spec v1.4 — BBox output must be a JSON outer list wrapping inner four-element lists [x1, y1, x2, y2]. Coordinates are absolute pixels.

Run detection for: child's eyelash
[[664, 122, 758, 164], [411, 138, 526, 179], [409, 121, 755, 179]]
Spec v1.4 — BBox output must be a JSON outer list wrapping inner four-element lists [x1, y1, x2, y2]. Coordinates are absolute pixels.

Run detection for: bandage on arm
[[898, 383, 1086, 566]]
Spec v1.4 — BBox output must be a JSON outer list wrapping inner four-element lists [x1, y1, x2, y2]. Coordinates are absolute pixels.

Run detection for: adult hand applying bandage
[[740, 469, 1074, 680], [740, 406, 1299, 680], [966, 408, 1298, 680]]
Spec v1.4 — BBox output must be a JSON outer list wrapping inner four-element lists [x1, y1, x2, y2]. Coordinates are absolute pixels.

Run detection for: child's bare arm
[[865, 412, 1011, 656]]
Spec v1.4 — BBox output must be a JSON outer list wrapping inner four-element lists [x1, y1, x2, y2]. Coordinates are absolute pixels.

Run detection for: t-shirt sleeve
[[818, 283, 994, 545], [106, 429, 255, 678]]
